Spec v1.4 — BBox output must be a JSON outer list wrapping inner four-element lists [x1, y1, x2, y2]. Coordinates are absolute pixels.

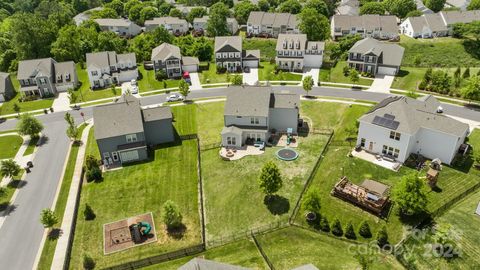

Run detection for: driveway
[[121, 82, 140, 98], [52, 92, 71, 112], [301, 68, 319, 86], [368, 75, 394, 93], [190, 72, 201, 90], [242, 68, 258, 86]]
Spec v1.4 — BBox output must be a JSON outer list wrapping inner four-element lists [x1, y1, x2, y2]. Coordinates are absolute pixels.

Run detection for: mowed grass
[[320, 61, 373, 86], [138, 65, 181, 92], [37, 124, 87, 270], [243, 38, 276, 61], [0, 134, 23, 159], [257, 227, 404, 270], [69, 106, 201, 269], [199, 64, 242, 84], [23, 136, 39, 156], [258, 62, 303, 81]]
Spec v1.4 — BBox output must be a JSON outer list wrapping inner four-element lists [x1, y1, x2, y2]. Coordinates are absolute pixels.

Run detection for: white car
[[165, 93, 184, 102], [131, 85, 139, 94], [131, 79, 137, 86]]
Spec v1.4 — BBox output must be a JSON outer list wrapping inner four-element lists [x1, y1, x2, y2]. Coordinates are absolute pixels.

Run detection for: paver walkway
[[242, 68, 258, 85], [367, 75, 394, 93], [50, 122, 92, 270]]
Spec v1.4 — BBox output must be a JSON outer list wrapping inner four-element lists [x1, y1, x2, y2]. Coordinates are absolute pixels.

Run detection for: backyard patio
[[351, 149, 402, 172], [219, 145, 264, 161]]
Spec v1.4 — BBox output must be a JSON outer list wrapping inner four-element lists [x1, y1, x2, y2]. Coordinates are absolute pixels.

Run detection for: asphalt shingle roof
[[224, 86, 271, 117], [349, 38, 404, 67], [215, 36, 242, 52], [151, 43, 181, 61], [142, 106, 172, 122], [17, 58, 55, 80]]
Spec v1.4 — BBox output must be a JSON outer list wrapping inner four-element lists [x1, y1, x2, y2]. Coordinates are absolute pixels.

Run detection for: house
[[336, 0, 360, 16], [17, 58, 78, 98], [0, 73, 14, 102], [94, 18, 142, 37], [179, 258, 251, 270], [400, 13, 448, 38], [214, 36, 260, 72], [93, 95, 174, 166], [247, 11, 300, 37], [275, 34, 324, 71], [221, 86, 299, 148], [440, 10, 480, 34], [347, 38, 404, 76], [356, 95, 469, 165], [151, 43, 199, 78], [86, 51, 138, 89], [144, 17, 189, 35], [193, 16, 239, 34], [331, 15, 399, 40]]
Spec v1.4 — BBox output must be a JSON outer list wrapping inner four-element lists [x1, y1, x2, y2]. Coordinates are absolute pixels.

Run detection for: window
[[112, 152, 119, 161], [389, 131, 401, 141], [126, 134, 137, 143], [382, 145, 400, 158], [103, 152, 110, 159], [382, 145, 388, 155], [91, 71, 98, 76], [250, 117, 259, 124], [360, 138, 365, 147], [227, 136, 236, 145]]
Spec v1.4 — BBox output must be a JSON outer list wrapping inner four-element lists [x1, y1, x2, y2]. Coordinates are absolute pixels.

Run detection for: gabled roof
[[224, 86, 272, 117], [440, 10, 480, 25], [182, 56, 200, 66], [86, 51, 117, 69], [247, 11, 298, 28], [215, 36, 242, 52], [94, 18, 135, 27], [144, 16, 188, 25], [270, 92, 299, 109], [0, 72, 10, 94], [276, 34, 307, 51], [333, 15, 398, 34], [93, 95, 144, 140], [117, 53, 136, 63], [405, 13, 447, 33], [242, 50, 260, 59], [349, 38, 404, 67], [360, 95, 469, 137], [53, 61, 76, 79], [179, 258, 251, 270], [17, 58, 56, 80], [142, 106, 172, 122], [151, 43, 181, 61]]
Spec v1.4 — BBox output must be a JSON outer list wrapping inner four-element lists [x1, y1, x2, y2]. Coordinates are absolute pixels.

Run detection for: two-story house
[[193, 16, 239, 35], [275, 34, 324, 72], [94, 18, 142, 37], [93, 95, 174, 166], [17, 58, 78, 98], [214, 36, 260, 72], [440, 10, 480, 35], [357, 95, 469, 165], [330, 15, 399, 40], [151, 43, 199, 78], [144, 17, 189, 35], [247, 12, 300, 38], [86, 51, 138, 89], [400, 13, 448, 38], [347, 38, 404, 76], [221, 86, 299, 148], [0, 72, 14, 102]]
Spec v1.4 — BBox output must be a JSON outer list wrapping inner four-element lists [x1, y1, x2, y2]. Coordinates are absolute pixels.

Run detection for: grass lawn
[[243, 38, 276, 61], [0, 135, 23, 159], [257, 227, 404, 270], [37, 124, 86, 270], [199, 64, 242, 84], [74, 64, 120, 102], [138, 65, 181, 92], [0, 171, 25, 211], [320, 61, 373, 87], [23, 136, 39, 156], [399, 35, 480, 68], [258, 62, 302, 81]]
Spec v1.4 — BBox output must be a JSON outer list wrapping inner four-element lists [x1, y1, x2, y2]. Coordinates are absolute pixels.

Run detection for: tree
[[358, 221, 372, 238], [329, 34, 362, 61], [376, 226, 389, 247], [428, 70, 451, 94], [468, 0, 480, 10], [140, 6, 160, 24], [302, 75, 314, 96], [231, 74, 242, 85], [13, 103, 20, 116], [278, 0, 302, 14], [258, 161, 283, 196], [234, 1, 259, 24], [51, 25, 82, 62], [169, 8, 183, 18], [302, 188, 321, 213], [345, 221, 356, 239], [392, 172, 428, 216], [186, 7, 207, 24], [128, 4, 143, 24], [425, 0, 446, 12], [158, 2, 173, 16], [0, 159, 21, 179], [162, 200, 183, 229], [331, 218, 343, 236], [17, 114, 43, 138], [68, 89, 78, 106], [90, 7, 119, 19], [40, 209, 58, 229], [461, 76, 480, 101], [178, 79, 190, 100], [97, 31, 128, 53], [83, 204, 96, 220], [64, 112, 79, 141], [463, 67, 470, 79], [155, 70, 167, 81], [298, 8, 330, 41], [305, 0, 329, 16], [319, 216, 330, 232], [360, 2, 386, 15], [207, 2, 230, 36], [355, 252, 374, 270], [83, 254, 96, 270], [258, 0, 270, 11], [454, 66, 462, 88], [349, 69, 359, 87], [105, 0, 124, 16], [405, 10, 424, 17], [193, 37, 214, 61], [384, 0, 417, 18]]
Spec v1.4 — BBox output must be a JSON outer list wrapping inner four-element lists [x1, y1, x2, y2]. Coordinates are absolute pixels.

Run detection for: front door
[[368, 142, 373, 151]]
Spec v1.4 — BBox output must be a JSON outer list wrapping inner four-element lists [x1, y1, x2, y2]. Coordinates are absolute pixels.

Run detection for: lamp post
[[80, 112, 85, 124]]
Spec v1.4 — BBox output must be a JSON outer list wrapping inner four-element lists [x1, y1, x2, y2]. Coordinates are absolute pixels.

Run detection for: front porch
[[351, 149, 402, 172]]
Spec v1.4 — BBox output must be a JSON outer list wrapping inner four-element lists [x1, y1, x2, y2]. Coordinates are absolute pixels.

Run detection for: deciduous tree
[[178, 79, 190, 99], [40, 209, 58, 229], [384, 0, 416, 18], [305, 0, 329, 16], [162, 200, 183, 229], [234, 1, 259, 24], [206, 2, 230, 36], [17, 114, 43, 138], [360, 2, 386, 15], [0, 159, 21, 179], [425, 0, 446, 12], [298, 8, 330, 41], [392, 172, 428, 216], [302, 187, 321, 213], [302, 75, 314, 95], [461, 75, 480, 101], [278, 0, 302, 14], [258, 161, 283, 196]]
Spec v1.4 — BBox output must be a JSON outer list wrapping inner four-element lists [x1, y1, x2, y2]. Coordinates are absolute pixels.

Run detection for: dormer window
[[65, 73, 70, 81], [289, 40, 293, 49], [57, 75, 62, 81], [296, 41, 300, 49], [312, 44, 317, 50], [283, 40, 287, 49]]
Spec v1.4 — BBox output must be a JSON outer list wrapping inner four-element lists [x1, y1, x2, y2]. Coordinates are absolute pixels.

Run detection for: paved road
[[0, 85, 479, 270]]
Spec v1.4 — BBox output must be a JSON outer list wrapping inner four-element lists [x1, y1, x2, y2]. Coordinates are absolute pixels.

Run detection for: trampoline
[[276, 148, 299, 161]]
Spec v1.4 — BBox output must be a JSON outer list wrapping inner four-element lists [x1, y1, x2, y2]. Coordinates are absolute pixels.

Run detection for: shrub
[[343, 65, 350, 76], [83, 254, 96, 270], [85, 155, 98, 170], [84, 204, 96, 221], [358, 221, 372, 238], [155, 70, 167, 81], [40, 209, 58, 228], [345, 221, 356, 239], [302, 188, 321, 213], [376, 226, 389, 248], [85, 166, 102, 182], [331, 218, 343, 236], [162, 200, 183, 229], [319, 216, 330, 232]]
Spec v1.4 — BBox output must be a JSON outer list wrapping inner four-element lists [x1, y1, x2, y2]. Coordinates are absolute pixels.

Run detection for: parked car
[[166, 93, 184, 102], [182, 71, 190, 79], [184, 77, 192, 85], [131, 79, 137, 86], [131, 85, 139, 94]]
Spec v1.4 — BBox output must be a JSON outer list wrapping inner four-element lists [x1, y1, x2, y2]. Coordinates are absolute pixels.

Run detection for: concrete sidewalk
[[50, 122, 92, 270]]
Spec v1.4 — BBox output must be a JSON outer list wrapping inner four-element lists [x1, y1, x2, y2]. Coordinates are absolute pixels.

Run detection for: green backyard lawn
[[243, 38, 276, 61], [319, 61, 373, 87], [138, 65, 181, 92], [258, 62, 302, 81], [0, 135, 23, 159]]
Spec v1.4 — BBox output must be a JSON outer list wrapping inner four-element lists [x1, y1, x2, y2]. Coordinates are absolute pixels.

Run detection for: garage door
[[182, 65, 198, 72], [243, 60, 258, 68], [120, 150, 139, 163], [377, 66, 397, 75]]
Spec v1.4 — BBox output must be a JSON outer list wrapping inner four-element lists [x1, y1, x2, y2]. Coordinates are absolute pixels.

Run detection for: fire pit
[[276, 148, 299, 161]]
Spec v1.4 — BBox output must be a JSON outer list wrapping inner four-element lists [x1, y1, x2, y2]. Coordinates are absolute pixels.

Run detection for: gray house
[[0, 72, 14, 102], [247, 12, 300, 37], [215, 36, 260, 72], [94, 18, 142, 37], [347, 38, 404, 76], [17, 58, 78, 98], [221, 86, 299, 148], [151, 43, 199, 78], [331, 15, 399, 40], [93, 95, 174, 166]]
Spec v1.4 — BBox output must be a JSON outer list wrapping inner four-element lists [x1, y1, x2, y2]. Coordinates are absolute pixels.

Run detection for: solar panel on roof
[[383, 114, 395, 120], [372, 115, 400, 130]]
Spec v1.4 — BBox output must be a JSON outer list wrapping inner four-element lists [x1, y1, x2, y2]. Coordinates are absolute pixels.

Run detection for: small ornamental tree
[[358, 221, 372, 238], [84, 204, 96, 221], [331, 218, 343, 236], [83, 254, 96, 270], [68, 89, 78, 106], [319, 216, 330, 232], [155, 70, 167, 81], [376, 226, 389, 248], [461, 76, 480, 101], [40, 209, 58, 229], [392, 172, 428, 216], [0, 159, 21, 179], [85, 155, 102, 182], [302, 188, 321, 213], [258, 161, 283, 197], [17, 113, 44, 138], [345, 221, 356, 239], [349, 69, 359, 87], [178, 80, 190, 100], [64, 112, 79, 141], [302, 75, 314, 96], [162, 200, 183, 229], [463, 67, 471, 79], [231, 74, 242, 85]]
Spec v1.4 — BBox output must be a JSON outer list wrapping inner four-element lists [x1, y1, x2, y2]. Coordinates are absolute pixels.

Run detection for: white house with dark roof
[[94, 18, 142, 37], [275, 34, 324, 71], [144, 17, 189, 35], [151, 43, 199, 77], [356, 95, 469, 164], [347, 38, 404, 76], [86, 51, 138, 89], [331, 15, 399, 40], [221, 86, 299, 148]]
